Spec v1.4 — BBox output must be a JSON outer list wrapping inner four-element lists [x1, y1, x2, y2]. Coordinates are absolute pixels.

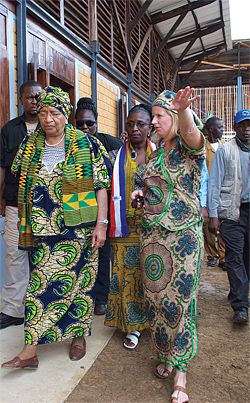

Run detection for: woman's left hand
[[169, 86, 200, 112], [91, 223, 107, 253]]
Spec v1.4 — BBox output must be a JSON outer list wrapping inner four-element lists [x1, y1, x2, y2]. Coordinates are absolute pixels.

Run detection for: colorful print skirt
[[141, 222, 203, 371], [105, 223, 149, 333], [24, 234, 98, 345]]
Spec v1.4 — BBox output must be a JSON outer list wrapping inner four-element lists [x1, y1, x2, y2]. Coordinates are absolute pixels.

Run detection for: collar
[[15, 113, 26, 126], [236, 136, 250, 152], [16, 113, 39, 128], [207, 140, 220, 151]]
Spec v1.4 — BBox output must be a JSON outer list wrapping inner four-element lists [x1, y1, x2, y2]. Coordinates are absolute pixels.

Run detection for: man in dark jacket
[[75, 97, 122, 315], [0, 80, 42, 329]]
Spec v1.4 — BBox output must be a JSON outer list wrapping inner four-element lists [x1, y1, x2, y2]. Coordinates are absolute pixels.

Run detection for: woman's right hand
[[169, 86, 200, 112], [131, 190, 144, 209]]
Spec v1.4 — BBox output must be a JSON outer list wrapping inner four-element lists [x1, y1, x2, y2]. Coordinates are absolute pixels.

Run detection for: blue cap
[[234, 109, 250, 124]]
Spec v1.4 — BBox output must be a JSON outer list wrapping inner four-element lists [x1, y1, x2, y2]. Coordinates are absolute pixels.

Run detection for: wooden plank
[[178, 68, 238, 73], [167, 21, 224, 49], [153, 12, 187, 58], [111, 0, 132, 72], [158, 52, 166, 89], [60, 0, 64, 25], [201, 60, 237, 70], [36, 0, 60, 21], [128, 0, 153, 33], [151, 0, 216, 24], [89, 0, 97, 41], [132, 25, 152, 72], [180, 59, 203, 86], [0, 10, 9, 125], [180, 43, 225, 65], [64, 1, 88, 23], [172, 37, 197, 71]]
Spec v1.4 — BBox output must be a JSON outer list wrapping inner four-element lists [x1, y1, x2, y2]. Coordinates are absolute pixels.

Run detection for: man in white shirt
[[203, 116, 225, 268], [0, 81, 42, 329]]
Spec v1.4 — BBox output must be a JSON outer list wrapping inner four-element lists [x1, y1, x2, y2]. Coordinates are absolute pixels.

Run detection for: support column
[[237, 43, 242, 111], [16, 0, 27, 115], [91, 40, 99, 108], [89, 0, 99, 109]]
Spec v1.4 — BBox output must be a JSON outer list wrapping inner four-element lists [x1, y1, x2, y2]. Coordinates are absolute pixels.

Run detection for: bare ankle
[[19, 345, 37, 358], [174, 370, 187, 387]]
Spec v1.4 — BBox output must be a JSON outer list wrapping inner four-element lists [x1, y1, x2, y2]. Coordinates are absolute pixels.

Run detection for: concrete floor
[[0, 315, 114, 403]]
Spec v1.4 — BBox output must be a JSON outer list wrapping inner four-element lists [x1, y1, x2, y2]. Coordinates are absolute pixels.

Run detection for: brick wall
[[76, 61, 120, 137], [97, 75, 119, 136]]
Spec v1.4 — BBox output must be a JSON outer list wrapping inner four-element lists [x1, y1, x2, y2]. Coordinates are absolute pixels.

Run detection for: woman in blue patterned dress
[[2, 87, 111, 369], [132, 87, 204, 403]]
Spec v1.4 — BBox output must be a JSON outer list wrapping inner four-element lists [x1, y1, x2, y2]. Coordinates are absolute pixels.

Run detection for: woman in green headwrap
[[132, 87, 205, 403], [2, 86, 111, 369]]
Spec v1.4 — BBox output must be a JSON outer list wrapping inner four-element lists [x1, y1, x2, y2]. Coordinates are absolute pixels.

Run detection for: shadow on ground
[[66, 265, 249, 403]]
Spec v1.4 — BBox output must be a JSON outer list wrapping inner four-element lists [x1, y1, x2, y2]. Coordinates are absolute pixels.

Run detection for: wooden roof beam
[[128, 0, 153, 33], [180, 43, 226, 65], [151, 0, 216, 25], [172, 37, 197, 71], [181, 58, 203, 86], [167, 21, 224, 49], [239, 42, 250, 49], [201, 60, 236, 70], [153, 12, 187, 58], [179, 67, 246, 74]]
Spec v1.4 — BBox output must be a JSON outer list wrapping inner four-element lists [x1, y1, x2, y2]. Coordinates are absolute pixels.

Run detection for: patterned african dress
[[24, 145, 109, 345], [105, 146, 150, 333], [141, 138, 204, 371]]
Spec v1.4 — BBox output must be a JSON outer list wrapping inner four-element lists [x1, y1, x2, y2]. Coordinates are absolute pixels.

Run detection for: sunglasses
[[126, 121, 152, 129], [76, 120, 96, 128]]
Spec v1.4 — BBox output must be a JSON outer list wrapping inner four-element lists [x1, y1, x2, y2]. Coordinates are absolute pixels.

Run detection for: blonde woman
[[132, 87, 204, 403]]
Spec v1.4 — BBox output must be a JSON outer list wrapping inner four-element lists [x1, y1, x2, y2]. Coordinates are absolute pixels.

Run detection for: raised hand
[[169, 86, 200, 112]]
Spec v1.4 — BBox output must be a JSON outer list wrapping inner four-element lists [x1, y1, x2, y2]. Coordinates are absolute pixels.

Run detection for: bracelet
[[97, 219, 109, 224]]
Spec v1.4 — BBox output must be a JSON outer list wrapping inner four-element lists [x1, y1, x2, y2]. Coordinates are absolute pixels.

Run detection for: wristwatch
[[97, 219, 109, 224]]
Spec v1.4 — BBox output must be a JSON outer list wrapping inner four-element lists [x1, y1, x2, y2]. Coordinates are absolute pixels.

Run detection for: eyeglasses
[[126, 121, 152, 129], [39, 111, 62, 119], [76, 120, 96, 128]]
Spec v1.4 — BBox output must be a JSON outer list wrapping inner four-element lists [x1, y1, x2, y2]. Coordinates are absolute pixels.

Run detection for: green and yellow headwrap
[[153, 90, 178, 114], [37, 86, 73, 118], [153, 89, 203, 131]]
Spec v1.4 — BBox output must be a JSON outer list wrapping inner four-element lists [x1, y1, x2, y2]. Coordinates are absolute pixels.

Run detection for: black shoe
[[94, 304, 106, 315], [207, 257, 218, 267], [0, 313, 24, 329], [232, 308, 248, 325], [218, 261, 227, 271]]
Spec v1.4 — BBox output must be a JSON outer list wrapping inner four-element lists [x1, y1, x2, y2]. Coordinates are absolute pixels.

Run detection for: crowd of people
[[0, 80, 249, 403]]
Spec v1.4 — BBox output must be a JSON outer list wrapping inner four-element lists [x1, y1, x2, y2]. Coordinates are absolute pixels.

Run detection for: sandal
[[123, 331, 140, 349], [154, 363, 173, 379], [171, 385, 189, 403]]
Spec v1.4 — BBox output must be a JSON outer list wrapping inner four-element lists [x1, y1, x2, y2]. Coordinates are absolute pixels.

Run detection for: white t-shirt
[[25, 122, 37, 136], [210, 142, 219, 152]]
